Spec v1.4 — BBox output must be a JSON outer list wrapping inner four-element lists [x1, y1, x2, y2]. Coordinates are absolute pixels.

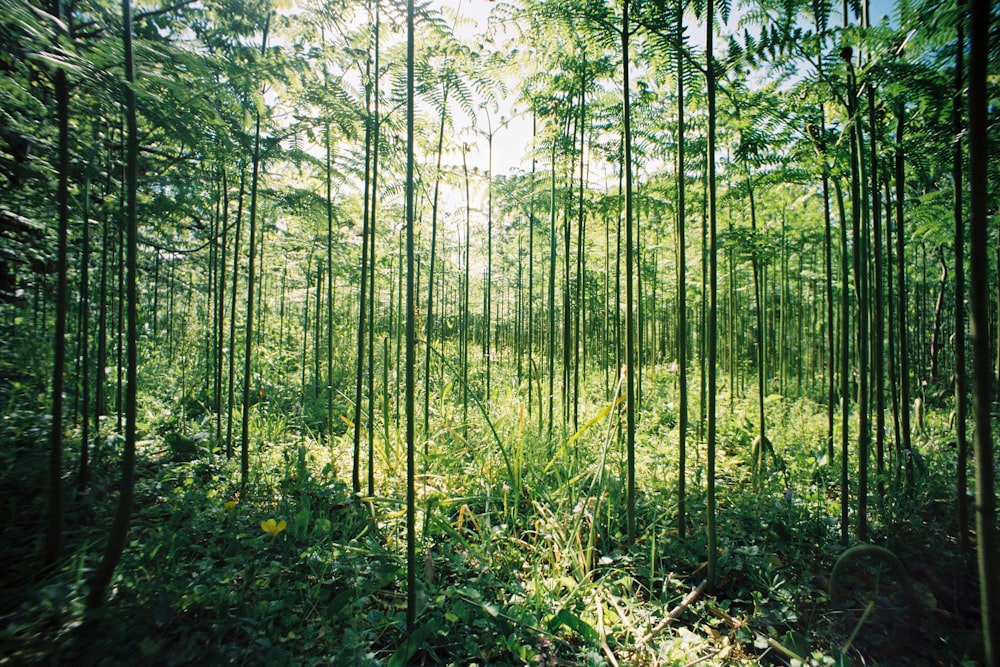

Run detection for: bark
[[968, 0, 999, 658], [86, 0, 139, 606]]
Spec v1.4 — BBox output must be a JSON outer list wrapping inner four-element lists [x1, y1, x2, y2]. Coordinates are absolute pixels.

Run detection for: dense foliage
[[1, 0, 998, 663]]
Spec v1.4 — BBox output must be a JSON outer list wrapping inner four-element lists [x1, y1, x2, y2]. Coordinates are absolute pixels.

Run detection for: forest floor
[[0, 384, 987, 666]]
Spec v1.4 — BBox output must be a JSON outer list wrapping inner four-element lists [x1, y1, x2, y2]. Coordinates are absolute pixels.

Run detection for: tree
[[240, 8, 271, 490], [404, 0, 417, 634], [675, 0, 688, 539], [967, 0, 998, 658], [705, 0, 719, 588], [43, 0, 72, 568], [352, 6, 374, 494], [952, 0, 969, 556], [843, 46, 870, 540], [621, 0, 637, 546], [87, 0, 139, 606]]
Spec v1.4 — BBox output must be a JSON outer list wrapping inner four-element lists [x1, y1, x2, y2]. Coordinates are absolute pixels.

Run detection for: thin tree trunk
[[404, 0, 417, 633], [86, 0, 138, 605], [43, 0, 71, 565], [239, 15, 270, 490], [226, 167, 246, 459], [325, 115, 335, 447], [367, 3, 380, 497], [706, 0, 719, 587], [744, 162, 767, 489], [422, 85, 448, 444], [314, 261, 322, 396], [894, 106, 913, 489], [968, 0, 999, 658], [77, 143, 95, 492], [885, 172, 901, 466], [486, 127, 494, 404], [547, 141, 556, 441], [573, 57, 587, 432], [834, 174, 850, 546], [206, 194, 217, 409], [301, 254, 311, 412], [116, 195, 124, 433], [846, 56, 870, 541], [95, 201, 110, 460], [352, 41, 373, 494], [869, 85, 886, 492], [676, 7, 687, 538], [462, 146, 471, 438], [928, 246, 947, 384], [953, 0, 969, 556], [700, 150, 708, 446], [563, 129, 572, 429], [216, 169, 229, 446], [622, 0, 637, 546], [529, 113, 537, 423]]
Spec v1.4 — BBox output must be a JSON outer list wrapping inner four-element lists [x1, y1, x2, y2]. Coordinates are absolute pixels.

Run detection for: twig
[[455, 595, 569, 647], [595, 593, 620, 667], [636, 579, 709, 647], [841, 599, 876, 654], [682, 648, 724, 667], [708, 599, 807, 664], [708, 604, 743, 629], [766, 636, 807, 664]]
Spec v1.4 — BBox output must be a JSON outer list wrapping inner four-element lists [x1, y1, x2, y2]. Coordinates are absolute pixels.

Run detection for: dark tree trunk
[[968, 0, 999, 658], [953, 0, 969, 556], [87, 0, 139, 605], [43, 2, 71, 566]]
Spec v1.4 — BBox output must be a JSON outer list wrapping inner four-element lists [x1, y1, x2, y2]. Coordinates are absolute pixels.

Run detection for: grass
[[0, 351, 987, 666]]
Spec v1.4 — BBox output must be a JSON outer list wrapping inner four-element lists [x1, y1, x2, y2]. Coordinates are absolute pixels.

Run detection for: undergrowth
[[0, 360, 986, 666]]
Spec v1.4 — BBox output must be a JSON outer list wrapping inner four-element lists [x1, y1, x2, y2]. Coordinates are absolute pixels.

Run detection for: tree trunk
[[325, 116, 335, 448], [422, 84, 448, 443], [744, 162, 767, 489], [239, 15, 270, 490], [404, 0, 417, 633], [968, 0, 999, 658], [706, 0, 719, 587], [77, 143, 95, 492], [87, 0, 139, 605], [226, 167, 246, 459], [953, 0, 969, 556], [676, 4, 687, 538], [366, 3, 380, 496], [869, 85, 886, 492], [894, 106, 914, 489], [352, 42, 373, 494], [43, 0, 71, 566], [216, 169, 229, 446], [928, 246, 947, 384], [622, 0, 637, 546], [547, 141, 556, 441], [834, 174, 850, 546], [847, 58, 870, 541]]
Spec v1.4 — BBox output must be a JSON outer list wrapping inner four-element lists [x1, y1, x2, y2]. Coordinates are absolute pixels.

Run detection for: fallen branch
[[708, 600, 807, 664], [636, 579, 709, 647]]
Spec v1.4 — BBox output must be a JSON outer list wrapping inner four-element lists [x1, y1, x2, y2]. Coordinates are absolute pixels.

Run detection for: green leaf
[[387, 622, 438, 667], [547, 608, 599, 643]]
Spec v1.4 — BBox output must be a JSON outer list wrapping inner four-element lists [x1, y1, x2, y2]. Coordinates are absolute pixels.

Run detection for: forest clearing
[[0, 0, 998, 663]]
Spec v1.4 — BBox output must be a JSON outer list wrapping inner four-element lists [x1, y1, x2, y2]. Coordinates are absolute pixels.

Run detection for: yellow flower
[[260, 518, 287, 536], [224, 500, 238, 511]]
